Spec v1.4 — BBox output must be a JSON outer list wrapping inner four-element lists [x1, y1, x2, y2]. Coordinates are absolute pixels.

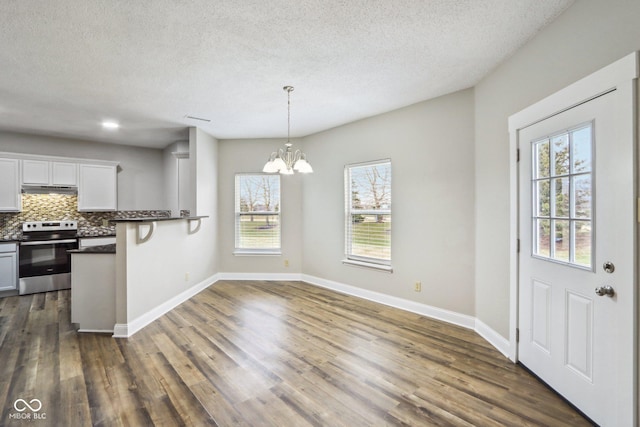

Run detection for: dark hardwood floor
[[0, 280, 592, 426]]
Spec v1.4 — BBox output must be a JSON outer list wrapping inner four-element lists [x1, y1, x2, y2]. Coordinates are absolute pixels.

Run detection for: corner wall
[[216, 138, 303, 275], [189, 127, 219, 276], [114, 127, 220, 336], [474, 0, 640, 337], [301, 89, 476, 316]]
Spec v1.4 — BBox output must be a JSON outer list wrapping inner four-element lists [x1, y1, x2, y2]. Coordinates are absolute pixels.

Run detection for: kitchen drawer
[[0, 242, 17, 253]]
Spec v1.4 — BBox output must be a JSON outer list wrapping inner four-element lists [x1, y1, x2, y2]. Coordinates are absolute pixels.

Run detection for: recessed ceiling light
[[102, 120, 120, 129]]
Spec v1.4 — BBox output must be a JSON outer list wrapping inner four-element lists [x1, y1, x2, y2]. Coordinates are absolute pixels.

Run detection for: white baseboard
[[301, 274, 511, 359], [111, 271, 512, 361], [217, 272, 303, 281], [112, 273, 220, 338], [475, 318, 512, 359], [301, 274, 476, 330], [112, 323, 129, 338]]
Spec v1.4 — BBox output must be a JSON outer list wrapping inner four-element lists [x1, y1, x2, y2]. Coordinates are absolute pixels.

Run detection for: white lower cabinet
[[71, 253, 116, 332], [0, 243, 18, 291], [78, 164, 117, 211]]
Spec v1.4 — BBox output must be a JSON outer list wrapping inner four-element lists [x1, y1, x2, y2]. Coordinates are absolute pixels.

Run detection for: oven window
[[19, 241, 78, 277]]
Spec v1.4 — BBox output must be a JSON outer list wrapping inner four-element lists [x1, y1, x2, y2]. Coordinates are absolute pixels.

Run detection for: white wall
[[217, 138, 303, 274], [0, 131, 165, 210], [189, 127, 219, 276], [474, 0, 640, 337], [120, 219, 214, 322], [163, 140, 189, 216], [301, 89, 476, 316], [115, 127, 219, 334]]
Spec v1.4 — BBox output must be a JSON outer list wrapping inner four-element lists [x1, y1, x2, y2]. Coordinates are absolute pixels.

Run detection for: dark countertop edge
[[68, 244, 116, 254], [2, 232, 116, 242], [2, 234, 116, 242], [109, 215, 208, 223]]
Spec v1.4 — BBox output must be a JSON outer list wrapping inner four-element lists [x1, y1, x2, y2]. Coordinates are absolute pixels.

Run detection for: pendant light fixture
[[263, 86, 313, 175]]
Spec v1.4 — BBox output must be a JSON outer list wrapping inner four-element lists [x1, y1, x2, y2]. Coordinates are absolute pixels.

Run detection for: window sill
[[233, 250, 282, 256], [342, 259, 393, 273]]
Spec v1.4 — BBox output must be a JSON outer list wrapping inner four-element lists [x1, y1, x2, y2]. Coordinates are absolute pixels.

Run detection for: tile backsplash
[[0, 194, 170, 240]]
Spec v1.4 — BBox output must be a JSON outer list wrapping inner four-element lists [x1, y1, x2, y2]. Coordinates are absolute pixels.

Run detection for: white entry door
[[517, 86, 635, 426]]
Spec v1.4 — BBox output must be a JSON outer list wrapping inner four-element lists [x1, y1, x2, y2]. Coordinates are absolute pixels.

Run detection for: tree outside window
[[345, 160, 391, 265], [235, 174, 280, 253]]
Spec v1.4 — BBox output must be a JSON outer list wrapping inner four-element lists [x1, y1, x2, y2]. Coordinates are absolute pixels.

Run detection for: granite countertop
[[2, 231, 116, 241], [0, 237, 21, 243], [76, 232, 117, 238], [68, 244, 116, 254], [109, 215, 208, 223]]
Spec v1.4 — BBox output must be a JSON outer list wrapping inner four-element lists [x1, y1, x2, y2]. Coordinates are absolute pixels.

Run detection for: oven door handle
[[20, 239, 78, 246]]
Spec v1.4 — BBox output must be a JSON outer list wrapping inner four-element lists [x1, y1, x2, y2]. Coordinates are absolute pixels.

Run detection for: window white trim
[[233, 249, 282, 256], [234, 173, 281, 253], [344, 159, 392, 268], [342, 258, 393, 272]]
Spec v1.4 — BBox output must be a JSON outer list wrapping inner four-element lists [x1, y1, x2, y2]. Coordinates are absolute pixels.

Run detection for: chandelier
[[263, 86, 313, 175]]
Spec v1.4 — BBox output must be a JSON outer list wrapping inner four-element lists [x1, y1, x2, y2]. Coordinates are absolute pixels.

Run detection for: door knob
[[595, 285, 615, 297]]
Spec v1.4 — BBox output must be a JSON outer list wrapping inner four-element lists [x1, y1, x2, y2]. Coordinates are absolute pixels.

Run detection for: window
[[531, 123, 592, 269], [344, 159, 392, 270], [235, 174, 281, 254]]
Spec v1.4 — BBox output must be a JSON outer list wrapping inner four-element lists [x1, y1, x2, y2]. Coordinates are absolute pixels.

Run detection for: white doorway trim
[[508, 51, 638, 416]]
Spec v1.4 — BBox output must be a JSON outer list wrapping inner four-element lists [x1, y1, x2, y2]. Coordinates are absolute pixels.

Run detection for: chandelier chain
[[263, 85, 312, 174], [284, 86, 293, 143]]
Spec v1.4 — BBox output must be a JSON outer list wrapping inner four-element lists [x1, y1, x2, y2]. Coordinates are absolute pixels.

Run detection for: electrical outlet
[[185, 272, 190, 282], [414, 281, 422, 292], [284, 259, 290, 267]]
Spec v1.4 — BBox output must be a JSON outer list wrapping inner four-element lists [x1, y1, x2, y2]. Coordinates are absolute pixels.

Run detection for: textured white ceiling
[[0, 0, 574, 148]]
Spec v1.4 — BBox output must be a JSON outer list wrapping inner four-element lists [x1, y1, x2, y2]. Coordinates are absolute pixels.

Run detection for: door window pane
[[572, 126, 592, 173], [536, 180, 550, 216], [552, 134, 569, 176], [536, 219, 551, 257], [572, 174, 591, 219], [553, 220, 570, 262], [536, 139, 550, 178], [531, 123, 593, 269], [573, 221, 592, 267], [552, 177, 569, 217]]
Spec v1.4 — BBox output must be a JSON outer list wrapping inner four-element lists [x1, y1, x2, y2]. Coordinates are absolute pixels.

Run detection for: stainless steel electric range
[[19, 221, 79, 295]]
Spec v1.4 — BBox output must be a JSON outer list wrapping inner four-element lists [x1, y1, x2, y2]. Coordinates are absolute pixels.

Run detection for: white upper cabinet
[[23, 159, 78, 186], [0, 158, 21, 211], [78, 164, 117, 211], [0, 152, 118, 212], [51, 162, 78, 185], [22, 159, 49, 184]]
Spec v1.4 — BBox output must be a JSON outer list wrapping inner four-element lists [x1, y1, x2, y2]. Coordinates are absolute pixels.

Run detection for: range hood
[[21, 185, 78, 195]]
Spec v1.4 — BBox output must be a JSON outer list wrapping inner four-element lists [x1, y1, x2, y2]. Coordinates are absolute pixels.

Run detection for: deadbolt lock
[[603, 261, 615, 274]]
